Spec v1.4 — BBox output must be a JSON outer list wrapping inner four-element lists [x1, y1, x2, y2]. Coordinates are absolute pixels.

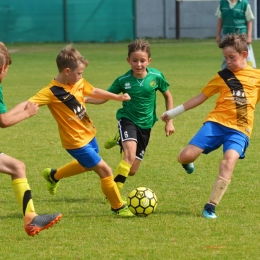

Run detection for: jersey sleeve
[[29, 87, 51, 106], [201, 74, 221, 98], [107, 78, 123, 94], [81, 79, 95, 96], [157, 72, 169, 93]]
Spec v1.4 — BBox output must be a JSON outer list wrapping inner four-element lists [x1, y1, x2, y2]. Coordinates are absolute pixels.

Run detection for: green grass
[[1, 39, 260, 259]]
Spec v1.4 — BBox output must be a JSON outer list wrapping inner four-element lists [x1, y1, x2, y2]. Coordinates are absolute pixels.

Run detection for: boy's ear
[[64, 68, 70, 75], [243, 50, 248, 59]]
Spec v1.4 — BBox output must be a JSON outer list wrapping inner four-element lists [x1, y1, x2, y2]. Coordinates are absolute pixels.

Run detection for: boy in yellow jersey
[[0, 42, 62, 236], [29, 45, 134, 217], [161, 34, 260, 219]]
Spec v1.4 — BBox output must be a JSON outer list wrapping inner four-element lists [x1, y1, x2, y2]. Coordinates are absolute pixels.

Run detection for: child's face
[[66, 62, 85, 85], [223, 46, 247, 72], [127, 50, 151, 78], [0, 65, 9, 83]]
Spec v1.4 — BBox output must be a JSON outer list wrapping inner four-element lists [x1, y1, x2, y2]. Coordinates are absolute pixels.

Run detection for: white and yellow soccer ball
[[127, 187, 157, 217]]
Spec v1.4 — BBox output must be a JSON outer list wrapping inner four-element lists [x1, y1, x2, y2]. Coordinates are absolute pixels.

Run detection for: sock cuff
[[12, 178, 28, 185], [101, 175, 113, 184], [121, 160, 131, 168], [218, 175, 231, 184]]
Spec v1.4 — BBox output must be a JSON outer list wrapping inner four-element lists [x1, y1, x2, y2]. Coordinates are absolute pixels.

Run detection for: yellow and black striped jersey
[[29, 78, 97, 149], [202, 66, 260, 138]]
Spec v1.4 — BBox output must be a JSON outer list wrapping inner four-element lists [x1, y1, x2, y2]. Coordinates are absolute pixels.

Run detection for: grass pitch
[[1, 39, 260, 259]]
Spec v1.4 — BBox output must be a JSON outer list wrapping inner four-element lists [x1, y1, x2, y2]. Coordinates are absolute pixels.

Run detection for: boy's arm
[[161, 92, 208, 122], [0, 101, 38, 128], [84, 96, 108, 104], [162, 90, 174, 136], [247, 20, 252, 44], [216, 18, 222, 44], [88, 88, 130, 102]]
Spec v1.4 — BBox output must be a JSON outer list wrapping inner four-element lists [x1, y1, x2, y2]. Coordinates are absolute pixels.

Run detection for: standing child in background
[[161, 34, 260, 219], [215, 0, 256, 69], [85, 39, 175, 196], [0, 42, 62, 236], [29, 45, 134, 217]]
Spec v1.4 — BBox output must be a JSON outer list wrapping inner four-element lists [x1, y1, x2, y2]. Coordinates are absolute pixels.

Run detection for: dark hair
[[219, 34, 248, 54], [56, 44, 88, 72], [127, 39, 151, 58]]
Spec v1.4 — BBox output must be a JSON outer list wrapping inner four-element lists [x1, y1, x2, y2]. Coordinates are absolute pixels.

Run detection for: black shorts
[[118, 118, 151, 160]]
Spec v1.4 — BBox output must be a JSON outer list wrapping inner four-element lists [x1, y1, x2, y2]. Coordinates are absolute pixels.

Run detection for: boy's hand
[[161, 112, 171, 122], [165, 120, 175, 136], [119, 93, 131, 101], [25, 101, 39, 117]]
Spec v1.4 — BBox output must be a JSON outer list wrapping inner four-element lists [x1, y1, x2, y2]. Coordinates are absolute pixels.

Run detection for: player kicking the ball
[[29, 45, 134, 217], [161, 34, 260, 219], [0, 42, 62, 236]]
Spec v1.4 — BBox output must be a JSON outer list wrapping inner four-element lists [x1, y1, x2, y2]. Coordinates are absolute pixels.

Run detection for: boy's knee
[[128, 170, 136, 176], [14, 161, 26, 178], [177, 148, 187, 163]]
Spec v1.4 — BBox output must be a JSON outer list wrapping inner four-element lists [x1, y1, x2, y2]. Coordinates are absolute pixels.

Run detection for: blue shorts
[[189, 121, 249, 159], [66, 137, 101, 168]]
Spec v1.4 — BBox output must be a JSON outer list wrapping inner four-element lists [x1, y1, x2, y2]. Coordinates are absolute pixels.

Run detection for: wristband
[[166, 104, 185, 119]]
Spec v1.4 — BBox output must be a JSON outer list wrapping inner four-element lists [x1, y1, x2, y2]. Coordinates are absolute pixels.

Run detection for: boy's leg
[[93, 160, 134, 217], [202, 176, 230, 219], [113, 140, 138, 190], [42, 160, 86, 195], [12, 179, 62, 236], [104, 131, 120, 149], [0, 154, 62, 236], [203, 149, 239, 219], [177, 145, 203, 174]]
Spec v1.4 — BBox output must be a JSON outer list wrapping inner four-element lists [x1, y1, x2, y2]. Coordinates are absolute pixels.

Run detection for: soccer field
[[1, 39, 260, 259]]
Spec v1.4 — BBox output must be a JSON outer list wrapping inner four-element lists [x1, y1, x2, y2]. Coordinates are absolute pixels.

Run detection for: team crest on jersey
[[230, 90, 248, 106], [249, 77, 256, 84], [232, 90, 245, 98], [150, 80, 156, 88], [125, 82, 131, 89], [73, 104, 86, 120]]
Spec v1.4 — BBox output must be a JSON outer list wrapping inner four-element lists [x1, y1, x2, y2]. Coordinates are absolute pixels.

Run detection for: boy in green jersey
[[86, 39, 175, 192], [0, 42, 62, 236]]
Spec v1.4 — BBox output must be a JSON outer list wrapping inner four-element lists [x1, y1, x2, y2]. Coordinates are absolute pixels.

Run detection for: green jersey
[[0, 85, 7, 114], [220, 0, 248, 34], [108, 68, 169, 129]]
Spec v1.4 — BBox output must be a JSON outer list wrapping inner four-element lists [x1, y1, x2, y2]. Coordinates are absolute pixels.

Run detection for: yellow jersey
[[29, 78, 97, 149], [202, 66, 260, 138]]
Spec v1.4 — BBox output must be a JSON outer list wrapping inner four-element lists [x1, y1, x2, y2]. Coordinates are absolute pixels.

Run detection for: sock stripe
[[23, 190, 32, 216], [114, 175, 127, 183]]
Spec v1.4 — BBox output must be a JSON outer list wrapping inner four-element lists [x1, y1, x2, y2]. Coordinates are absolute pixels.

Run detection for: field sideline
[[1, 39, 260, 259]]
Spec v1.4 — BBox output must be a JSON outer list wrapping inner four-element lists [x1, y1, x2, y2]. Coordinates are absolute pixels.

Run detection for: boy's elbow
[[0, 121, 9, 128], [0, 116, 10, 128]]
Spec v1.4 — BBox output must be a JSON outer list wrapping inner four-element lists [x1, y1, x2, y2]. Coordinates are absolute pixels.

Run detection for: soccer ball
[[127, 187, 157, 217]]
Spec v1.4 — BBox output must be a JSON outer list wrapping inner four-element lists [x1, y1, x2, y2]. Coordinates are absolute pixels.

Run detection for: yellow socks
[[113, 160, 131, 190], [54, 160, 86, 180], [208, 176, 231, 206], [100, 175, 122, 210], [12, 178, 37, 223]]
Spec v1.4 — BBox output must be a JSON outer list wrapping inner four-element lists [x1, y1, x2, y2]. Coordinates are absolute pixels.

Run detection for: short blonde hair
[[0, 42, 12, 68], [56, 44, 88, 72]]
